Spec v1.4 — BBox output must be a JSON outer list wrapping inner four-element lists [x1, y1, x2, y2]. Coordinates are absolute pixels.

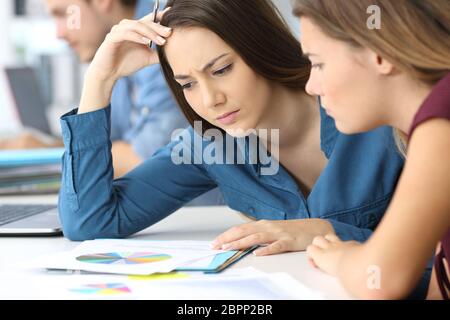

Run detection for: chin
[[335, 120, 373, 135], [225, 129, 252, 138], [224, 123, 258, 138], [335, 123, 351, 134]]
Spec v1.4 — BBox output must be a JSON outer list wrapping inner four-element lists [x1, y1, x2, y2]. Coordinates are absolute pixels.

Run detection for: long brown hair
[[157, 0, 311, 133], [293, 0, 450, 155]]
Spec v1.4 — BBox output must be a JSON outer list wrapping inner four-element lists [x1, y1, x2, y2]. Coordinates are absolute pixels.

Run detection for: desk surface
[[0, 195, 352, 300]]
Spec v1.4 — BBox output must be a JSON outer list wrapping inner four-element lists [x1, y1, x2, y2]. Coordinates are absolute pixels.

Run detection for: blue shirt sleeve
[[59, 106, 216, 241]]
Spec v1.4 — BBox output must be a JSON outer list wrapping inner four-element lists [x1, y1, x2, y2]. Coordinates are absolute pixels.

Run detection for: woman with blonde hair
[[293, 0, 450, 299]]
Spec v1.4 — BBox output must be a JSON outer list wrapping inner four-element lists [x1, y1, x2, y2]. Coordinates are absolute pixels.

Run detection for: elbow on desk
[[62, 225, 97, 241], [59, 208, 129, 241], [61, 218, 102, 241], [58, 205, 99, 241]]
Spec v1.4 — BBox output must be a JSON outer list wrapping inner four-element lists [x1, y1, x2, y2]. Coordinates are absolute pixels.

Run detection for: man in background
[[1, 0, 223, 205], [1, 0, 187, 179]]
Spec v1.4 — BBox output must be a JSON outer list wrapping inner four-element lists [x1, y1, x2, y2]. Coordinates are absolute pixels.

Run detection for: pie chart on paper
[[76, 252, 172, 265], [71, 283, 131, 295]]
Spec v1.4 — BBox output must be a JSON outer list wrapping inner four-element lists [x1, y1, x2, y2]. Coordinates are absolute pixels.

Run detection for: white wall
[[0, 1, 21, 136], [0, 1, 16, 65]]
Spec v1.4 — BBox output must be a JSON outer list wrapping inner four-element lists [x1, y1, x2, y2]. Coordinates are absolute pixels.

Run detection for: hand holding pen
[[78, 2, 172, 114], [147, 0, 160, 49]]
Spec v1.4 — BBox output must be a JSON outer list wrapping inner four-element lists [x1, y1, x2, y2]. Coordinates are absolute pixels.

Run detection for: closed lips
[[217, 110, 238, 120]]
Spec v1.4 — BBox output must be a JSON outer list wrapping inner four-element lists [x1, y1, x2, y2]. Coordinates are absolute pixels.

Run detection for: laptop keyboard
[[0, 205, 57, 226]]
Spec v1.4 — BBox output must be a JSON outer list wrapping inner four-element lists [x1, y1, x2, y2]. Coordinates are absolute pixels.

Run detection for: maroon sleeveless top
[[408, 72, 450, 299]]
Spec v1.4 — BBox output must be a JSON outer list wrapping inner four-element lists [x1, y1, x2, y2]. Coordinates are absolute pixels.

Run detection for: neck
[[385, 78, 434, 135], [257, 85, 320, 150]]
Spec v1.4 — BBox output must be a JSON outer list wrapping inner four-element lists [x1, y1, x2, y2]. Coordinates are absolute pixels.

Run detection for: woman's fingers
[[324, 234, 340, 243], [158, 6, 172, 22], [211, 222, 265, 249], [220, 232, 270, 251], [312, 235, 331, 249], [137, 19, 172, 38], [253, 240, 290, 256], [116, 20, 171, 46], [156, 6, 172, 23], [306, 244, 322, 260], [106, 28, 150, 45]]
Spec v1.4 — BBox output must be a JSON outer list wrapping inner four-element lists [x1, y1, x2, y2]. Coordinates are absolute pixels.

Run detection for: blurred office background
[[0, 0, 299, 138]]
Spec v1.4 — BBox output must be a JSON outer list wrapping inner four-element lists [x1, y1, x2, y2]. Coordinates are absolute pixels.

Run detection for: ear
[[91, 0, 114, 14], [370, 51, 396, 76]]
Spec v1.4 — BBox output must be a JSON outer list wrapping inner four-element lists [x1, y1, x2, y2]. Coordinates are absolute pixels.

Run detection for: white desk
[[0, 195, 352, 300]]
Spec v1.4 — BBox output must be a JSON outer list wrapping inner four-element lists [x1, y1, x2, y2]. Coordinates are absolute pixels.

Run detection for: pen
[[147, 0, 160, 49]]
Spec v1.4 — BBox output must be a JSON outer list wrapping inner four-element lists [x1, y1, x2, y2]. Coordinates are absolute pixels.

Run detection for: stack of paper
[[25, 239, 324, 299], [12, 267, 324, 300], [0, 148, 64, 194]]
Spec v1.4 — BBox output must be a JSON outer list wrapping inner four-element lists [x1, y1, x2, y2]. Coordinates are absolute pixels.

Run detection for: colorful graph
[[70, 283, 131, 295], [129, 272, 190, 281], [76, 252, 172, 265]]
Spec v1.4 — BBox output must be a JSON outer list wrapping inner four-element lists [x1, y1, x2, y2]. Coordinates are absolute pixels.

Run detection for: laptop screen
[[4, 67, 52, 135]]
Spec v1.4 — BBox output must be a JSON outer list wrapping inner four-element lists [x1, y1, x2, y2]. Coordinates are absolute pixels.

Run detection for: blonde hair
[[393, 128, 407, 158], [293, 0, 450, 156]]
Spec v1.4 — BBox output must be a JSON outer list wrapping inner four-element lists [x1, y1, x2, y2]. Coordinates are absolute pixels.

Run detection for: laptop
[[0, 67, 63, 236], [4, 66, 53, 136], [0, 204, 62, 236]]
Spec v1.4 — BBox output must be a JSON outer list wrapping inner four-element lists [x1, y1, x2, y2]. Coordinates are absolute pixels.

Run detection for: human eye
[[181, 82, 196, 91], [311, 63, 324, 70], [213, 64, 233, 76]]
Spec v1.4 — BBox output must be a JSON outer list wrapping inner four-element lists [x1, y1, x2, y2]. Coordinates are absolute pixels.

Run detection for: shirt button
[[141, 107, 150, 116], [249, 207, 255, 215]]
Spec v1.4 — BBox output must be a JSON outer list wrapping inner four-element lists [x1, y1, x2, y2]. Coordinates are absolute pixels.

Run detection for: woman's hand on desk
[[79, 8, 172, 114], [306, 235, 361, 277], [211, 219, 335, 256]]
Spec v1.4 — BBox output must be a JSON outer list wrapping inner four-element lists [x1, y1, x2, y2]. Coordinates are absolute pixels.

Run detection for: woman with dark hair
[[58, 0, 404, 285]]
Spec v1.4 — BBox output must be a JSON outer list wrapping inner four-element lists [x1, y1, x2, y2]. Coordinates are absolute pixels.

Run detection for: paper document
[[31, 239, 228, 276], [7, 267, 324, 300]]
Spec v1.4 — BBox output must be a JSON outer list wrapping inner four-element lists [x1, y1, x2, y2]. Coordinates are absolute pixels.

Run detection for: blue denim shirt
[[59, 103, 404, 242], [110, 0, 187, 159]]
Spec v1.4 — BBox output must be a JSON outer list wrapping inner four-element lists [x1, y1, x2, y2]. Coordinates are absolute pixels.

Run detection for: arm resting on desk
[[59, 107, 216, 241]]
